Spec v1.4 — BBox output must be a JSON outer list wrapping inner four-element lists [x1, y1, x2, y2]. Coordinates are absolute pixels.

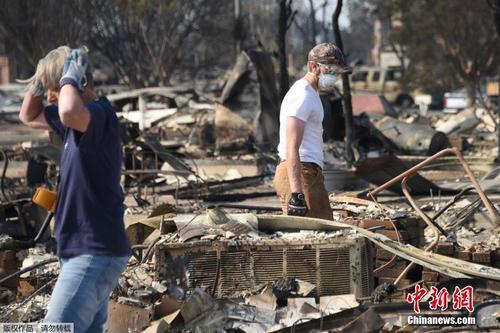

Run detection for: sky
[[310, 0, 351, 29]]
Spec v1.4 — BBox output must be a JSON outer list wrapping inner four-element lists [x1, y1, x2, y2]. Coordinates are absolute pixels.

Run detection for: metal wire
[[1, 149, 9, 202], [0, 258, 58, 286], [373, 218, 403, 275], [141, 236, 161, 264], [0, 277, 57, 321]]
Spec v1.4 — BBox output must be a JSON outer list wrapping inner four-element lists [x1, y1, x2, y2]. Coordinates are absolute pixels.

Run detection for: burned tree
[[293, 0, 329, 50], [0, 0, 85, 79], [278, 0, 297, 100], [490, 0, 500, 163], [0, 0, 234, 87], [332, 0, 354, 167], [82, 0, 231, 88]]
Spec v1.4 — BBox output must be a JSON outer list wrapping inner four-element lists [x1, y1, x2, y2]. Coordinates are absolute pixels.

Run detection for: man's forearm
[[285, 117, 306, 193], [19, 92, 44, 124], [286, 150, 303, 193]]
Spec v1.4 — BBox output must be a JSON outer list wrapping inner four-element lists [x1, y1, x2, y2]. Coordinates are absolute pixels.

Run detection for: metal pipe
[[421, 211, 449, 237], [33, 212, 54, 243], [0, 258, 58, 286], [373, 219, 402, 275], [394, 177, 441, 285], [0, 277, 57, 321], [369, 148, 458, 196], [454, 149, 498, 222], [369, 148, 499, 224], [1, 149, 9, 202], [447, 198, 481, 230], [432, 187, 473, 222]]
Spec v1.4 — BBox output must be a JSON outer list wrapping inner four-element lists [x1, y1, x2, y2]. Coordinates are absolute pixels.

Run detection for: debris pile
[[1, 64, 500, 331], [0, 246, 58, 322]]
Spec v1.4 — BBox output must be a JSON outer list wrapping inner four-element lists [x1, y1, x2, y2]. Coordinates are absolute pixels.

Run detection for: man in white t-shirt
[[275, 43, 351, 220]]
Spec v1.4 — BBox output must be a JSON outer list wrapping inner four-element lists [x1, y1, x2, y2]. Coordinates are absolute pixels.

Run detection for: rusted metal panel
[[185, 251, 218, 294], [320, 248, 351, 295], [253, 250, 283, 285], [156, 236, 373, 298], [0, 250, 21, 290], [105, 300, 153, 333], [219, 251, 254, 294]]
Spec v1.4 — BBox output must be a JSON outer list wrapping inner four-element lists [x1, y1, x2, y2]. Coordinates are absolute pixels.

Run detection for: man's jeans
[[44, 254, 129, 333]]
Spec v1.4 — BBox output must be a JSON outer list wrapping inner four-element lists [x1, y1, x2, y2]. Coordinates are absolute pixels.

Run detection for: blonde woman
[[19, 46, 130, 333]]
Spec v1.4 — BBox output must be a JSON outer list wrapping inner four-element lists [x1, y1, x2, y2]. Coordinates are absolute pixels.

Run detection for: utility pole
[[332, 0, 354, 167]]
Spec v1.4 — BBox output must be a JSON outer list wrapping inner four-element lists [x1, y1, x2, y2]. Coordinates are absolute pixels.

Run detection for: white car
[[443, 87, 485, 113]]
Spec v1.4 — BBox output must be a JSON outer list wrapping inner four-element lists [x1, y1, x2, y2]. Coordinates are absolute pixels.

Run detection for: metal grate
[[186, 251, 218, 294], [160, 236, 373, 298], [286, 249, 317, 285], [219, 251, 254, 296], [360, 245, 373, 296], [319, 248, 351, 295], [253, 250, 284, 285]]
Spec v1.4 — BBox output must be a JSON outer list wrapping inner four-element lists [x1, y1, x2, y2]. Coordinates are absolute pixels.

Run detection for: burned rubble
[[1, 54, 500, 332]]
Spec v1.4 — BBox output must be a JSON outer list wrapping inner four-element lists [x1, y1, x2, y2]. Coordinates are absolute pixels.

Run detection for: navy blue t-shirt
[[44, 97, 131, 258]]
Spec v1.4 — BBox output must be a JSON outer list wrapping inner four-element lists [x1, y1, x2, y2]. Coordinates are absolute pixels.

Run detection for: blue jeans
[[44, 254, 129, 333]]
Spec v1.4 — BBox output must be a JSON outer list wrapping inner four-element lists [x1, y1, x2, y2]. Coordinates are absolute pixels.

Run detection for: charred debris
[[0, 50, 500, 332]]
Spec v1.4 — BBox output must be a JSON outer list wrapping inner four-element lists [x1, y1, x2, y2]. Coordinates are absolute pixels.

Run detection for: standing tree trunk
[[278, 0, 291, 100], [234, 0, 242, 55], [465, 81, 477, 108], [308, 0, 317, 48], [278, 0, 296, 101], [332, 0, 354, 167], [493, 0, 500, 163]]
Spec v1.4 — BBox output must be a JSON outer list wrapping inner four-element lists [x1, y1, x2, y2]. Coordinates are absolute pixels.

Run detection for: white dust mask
[[318, 72, 340, 92]]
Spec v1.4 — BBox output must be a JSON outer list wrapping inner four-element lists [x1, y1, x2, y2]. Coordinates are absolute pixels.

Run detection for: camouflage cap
[[308, 42, 352, 74]]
